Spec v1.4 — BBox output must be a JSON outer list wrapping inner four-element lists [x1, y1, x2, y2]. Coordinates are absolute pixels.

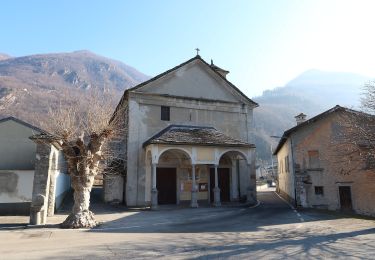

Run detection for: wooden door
[[156, 168, 177, 204], [339, 186, 353, 210], [210, 168, 230, 202]]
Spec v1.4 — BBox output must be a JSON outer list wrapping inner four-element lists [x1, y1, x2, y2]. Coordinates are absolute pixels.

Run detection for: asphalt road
[[0, 189, 374, 259]]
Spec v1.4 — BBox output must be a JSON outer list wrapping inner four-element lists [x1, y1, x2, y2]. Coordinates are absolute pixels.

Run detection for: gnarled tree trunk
[[60, 132, 108, 229], [61, 172, 96, 228]]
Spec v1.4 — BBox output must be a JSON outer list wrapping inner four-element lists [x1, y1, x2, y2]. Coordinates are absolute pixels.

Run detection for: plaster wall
[[0, 170, 34, 203], [140, 61, 240, 103], [126, 94, 253, 206], [278, 112, 375, 216], [54, 171, 70, 209], [277, 139, 295, 204], [0, 120, 40, 170]]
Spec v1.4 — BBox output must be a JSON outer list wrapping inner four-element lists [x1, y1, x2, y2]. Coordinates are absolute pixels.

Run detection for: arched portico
[[215, 150, 256, 203], [145, 143, 256, 209], [147, 147, 201, 209], [143, 125, 256, 209]]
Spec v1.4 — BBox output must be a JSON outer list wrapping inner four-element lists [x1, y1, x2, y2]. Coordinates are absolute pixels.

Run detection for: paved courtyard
[[0, 186, 374, 259]]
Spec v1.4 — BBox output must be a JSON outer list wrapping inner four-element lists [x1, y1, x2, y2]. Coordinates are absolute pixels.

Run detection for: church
[[105, 55, 258, 208]]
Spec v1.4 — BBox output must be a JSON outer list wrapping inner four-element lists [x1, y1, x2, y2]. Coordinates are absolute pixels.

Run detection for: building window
[[315, 186, 324, 196], [308, 150, 320, 168], [161, 106, 170, 121]]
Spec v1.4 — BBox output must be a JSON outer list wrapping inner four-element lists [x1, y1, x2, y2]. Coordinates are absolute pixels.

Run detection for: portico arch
[[217, 149, 249, 165], [157, 148, 192, 165]]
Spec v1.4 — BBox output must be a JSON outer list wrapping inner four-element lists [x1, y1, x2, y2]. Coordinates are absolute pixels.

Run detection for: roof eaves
[[142, 124, 215, 148], [0, 116, 49, 134], [147, 141, 255, 148], [272, 105, 370, 155], [112, 56, 203, 122], [127, 55, 202, 93], [198, 57, 259, 108], [116, 55, 259, 111]]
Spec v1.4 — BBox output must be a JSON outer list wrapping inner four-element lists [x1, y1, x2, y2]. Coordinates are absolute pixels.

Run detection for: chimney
[[210, 59, 229, 78], [295, 113, 307, 125]]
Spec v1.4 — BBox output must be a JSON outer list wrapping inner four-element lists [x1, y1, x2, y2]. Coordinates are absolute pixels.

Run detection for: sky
[[1, 0, 375, 97]]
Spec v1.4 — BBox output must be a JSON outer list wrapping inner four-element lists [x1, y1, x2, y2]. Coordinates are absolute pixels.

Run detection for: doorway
[[210, 168, 230, 202], [339, 186, 353, 210], [156, 168, 177, 204]]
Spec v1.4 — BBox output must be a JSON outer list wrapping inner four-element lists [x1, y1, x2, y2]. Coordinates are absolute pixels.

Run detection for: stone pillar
[[231, 159, 239, 201], [30, 142, 52, 225], [190, 165, 198, 208], [213, 164, 221, 206], [151, 163, 158, 210], [47, 170, 56, 217], [246, 163, 257, 204], [47, 152, 57, 217]]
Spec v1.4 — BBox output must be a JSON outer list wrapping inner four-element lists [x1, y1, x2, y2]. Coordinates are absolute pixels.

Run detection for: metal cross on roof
[[195, 48, 200, 56]]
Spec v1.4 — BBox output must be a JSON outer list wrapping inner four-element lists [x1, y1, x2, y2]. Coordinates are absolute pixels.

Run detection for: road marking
[[274, 191, 305, 223], [152, 222, 172, 226], [94, 225, 142, 231], [274, 191, 295, 210], [248, 200, 261, 209]]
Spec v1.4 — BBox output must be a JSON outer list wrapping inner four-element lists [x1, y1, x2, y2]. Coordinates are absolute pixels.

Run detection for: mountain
[[0, 53, 11, 61], [253, 69, 372, 162], [0, 50, 149, 123]]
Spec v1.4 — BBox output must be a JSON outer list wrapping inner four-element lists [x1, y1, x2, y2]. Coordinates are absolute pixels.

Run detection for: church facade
[[106, 55, 258, 208]]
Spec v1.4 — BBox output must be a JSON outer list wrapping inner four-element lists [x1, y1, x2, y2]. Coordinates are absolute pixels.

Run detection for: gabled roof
[[273, 105, 371, 155], [113, 55, 258, 116], [143, 125, 255, 148], [0, 116, 48, 134]]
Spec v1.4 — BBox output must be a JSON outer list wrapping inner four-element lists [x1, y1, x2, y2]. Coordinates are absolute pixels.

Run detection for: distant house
[[106, 55, 258, 208], [274, 106, 375, 217], [0, 117, 70, 216]]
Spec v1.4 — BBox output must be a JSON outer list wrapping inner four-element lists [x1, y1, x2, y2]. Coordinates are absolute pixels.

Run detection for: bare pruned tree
[[328, 82, 375, 175], [39, 88, 127, 228]]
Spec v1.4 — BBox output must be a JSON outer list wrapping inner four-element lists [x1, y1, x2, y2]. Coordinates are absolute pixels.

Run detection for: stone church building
[[106, 55, 258, 208]]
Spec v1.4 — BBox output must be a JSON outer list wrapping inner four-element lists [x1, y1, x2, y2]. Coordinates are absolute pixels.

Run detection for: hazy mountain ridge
[[253, 69, 372, 162], [0, 51, 371, 163], [0, 53, 11, 61], [0, 50, 149, 124]]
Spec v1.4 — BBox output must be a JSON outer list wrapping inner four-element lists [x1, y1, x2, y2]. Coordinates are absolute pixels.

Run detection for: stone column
[[30, 142, 52, 225], [246, 163, 256, 204], [213, 164, 221, 206], [190, 165, 198, 208], [151, 163, 158, 210]]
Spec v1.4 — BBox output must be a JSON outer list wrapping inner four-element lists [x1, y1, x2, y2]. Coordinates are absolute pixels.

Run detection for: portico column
[[151, 163, 158, 210], [246, 163, 256, 204], [190, 164, 198, 208], [213, 164, 221, 207]]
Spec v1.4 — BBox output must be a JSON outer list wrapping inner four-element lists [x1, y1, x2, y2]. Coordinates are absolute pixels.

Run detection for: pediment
[[133, 59, 249, 104]]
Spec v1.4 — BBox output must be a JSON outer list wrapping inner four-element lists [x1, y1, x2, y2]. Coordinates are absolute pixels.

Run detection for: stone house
[[106, 55, 258, 208], [274, 105, 375, 216], [0, 117, 70, 216]]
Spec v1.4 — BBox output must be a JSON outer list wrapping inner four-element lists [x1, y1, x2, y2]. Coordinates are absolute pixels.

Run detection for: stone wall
[[29, 141, 70, 225]]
